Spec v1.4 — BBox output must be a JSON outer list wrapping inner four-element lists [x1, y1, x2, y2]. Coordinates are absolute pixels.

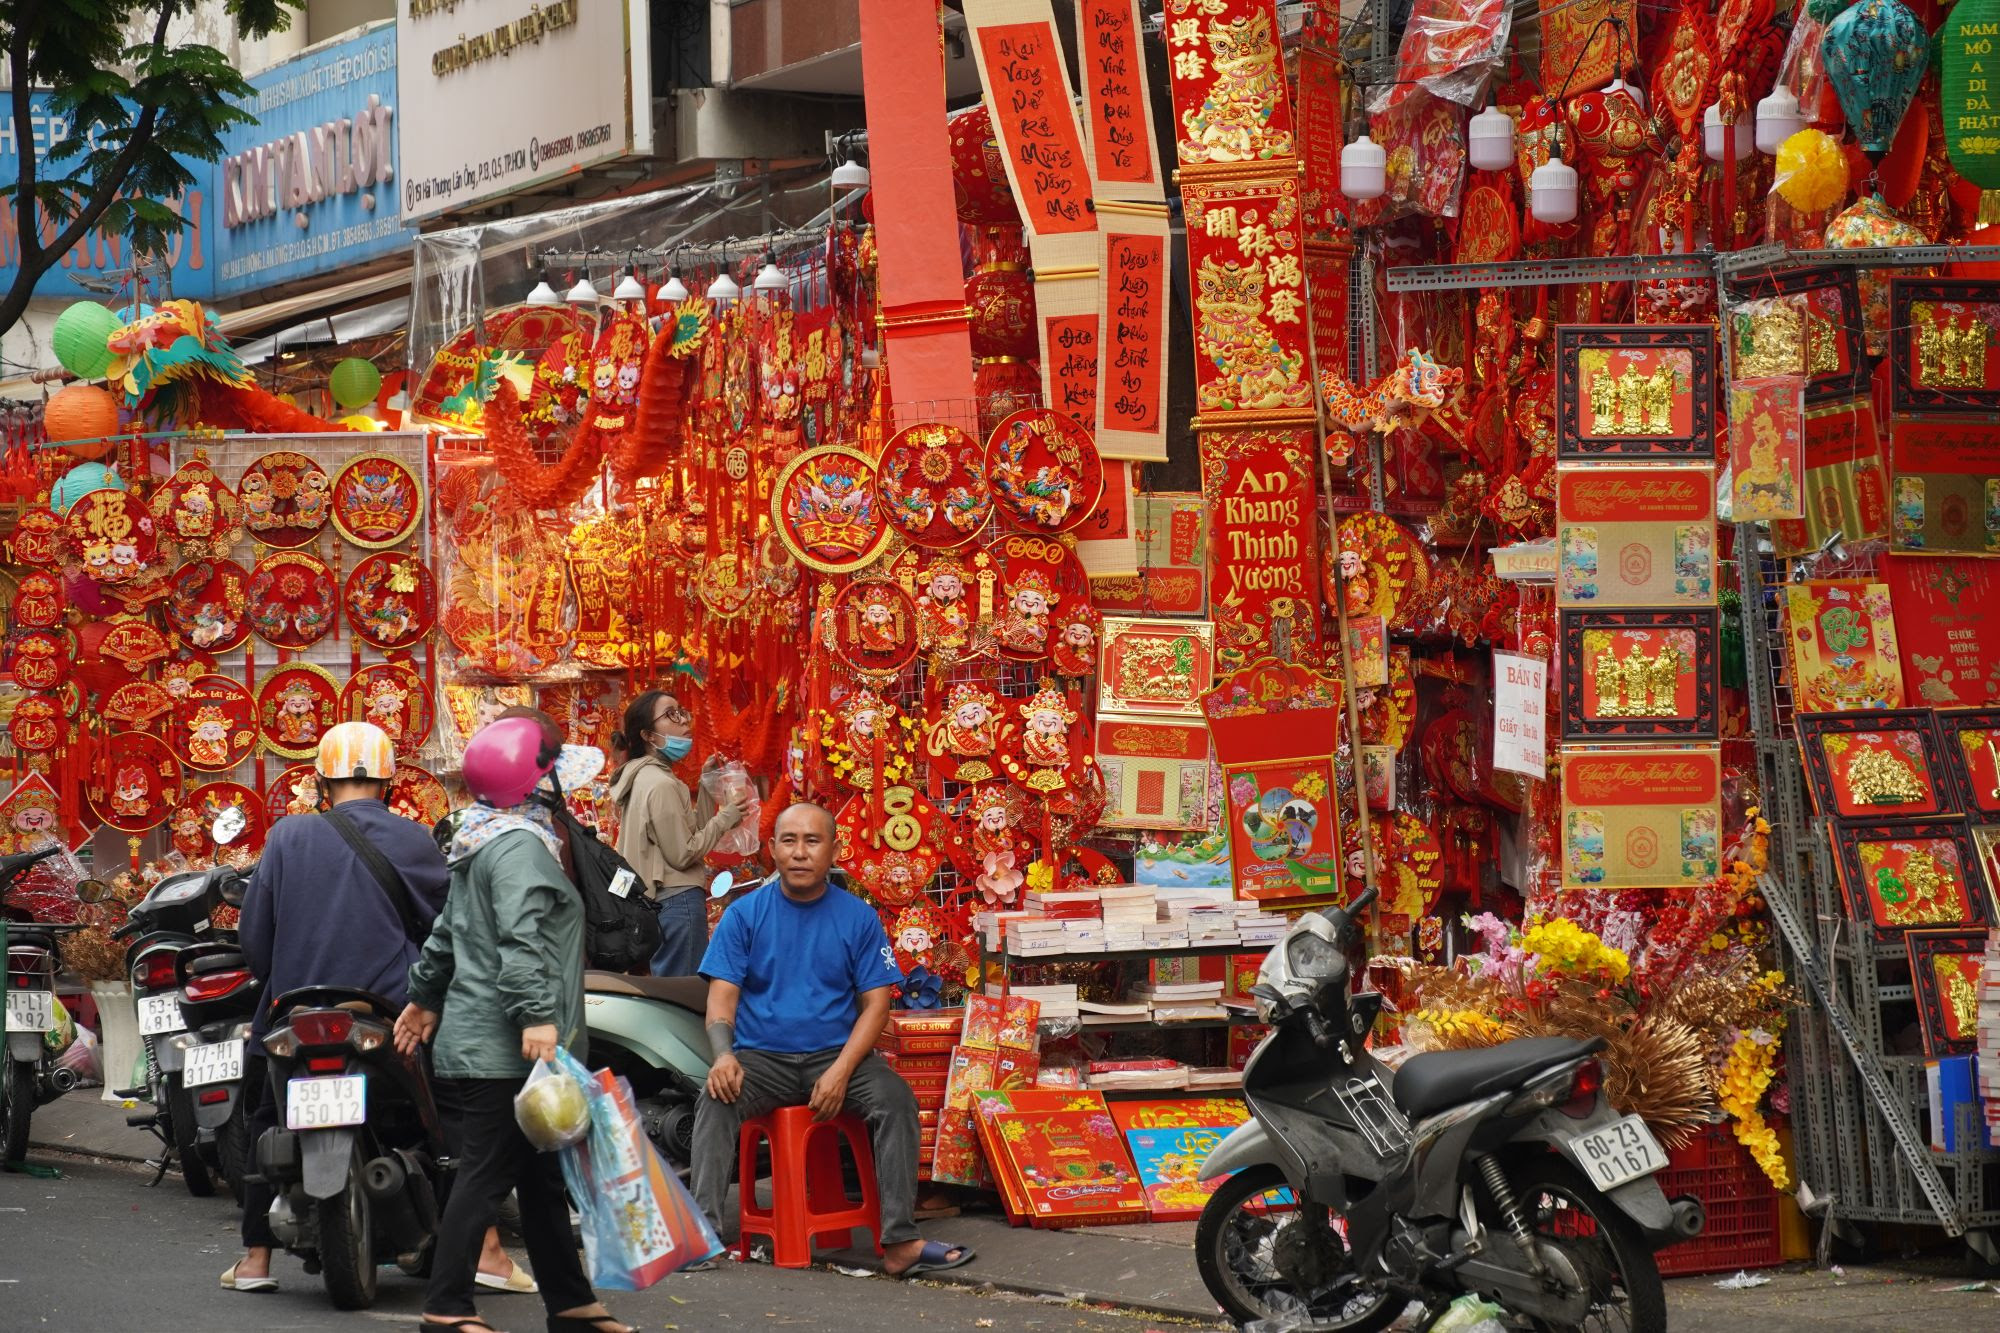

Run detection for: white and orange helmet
[[315, 721, 397, 782]]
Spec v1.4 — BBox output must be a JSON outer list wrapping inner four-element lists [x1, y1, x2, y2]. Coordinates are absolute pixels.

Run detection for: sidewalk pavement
[[29, 1093, 2000, 1330]]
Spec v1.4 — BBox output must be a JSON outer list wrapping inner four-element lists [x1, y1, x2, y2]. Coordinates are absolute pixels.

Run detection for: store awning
[[231, 297, 409, 368], [212, 263, 412, 339]]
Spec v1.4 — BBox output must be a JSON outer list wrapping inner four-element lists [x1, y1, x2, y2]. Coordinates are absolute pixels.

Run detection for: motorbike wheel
[[217, 1101, 252, 1207], [1493, 1156, 1667, 1333], [166, 1079, 216, 1198], [318, 1169, 379, 1310], [1194, 1165, 1401, 1333], [3, 1059, 34, 1164]]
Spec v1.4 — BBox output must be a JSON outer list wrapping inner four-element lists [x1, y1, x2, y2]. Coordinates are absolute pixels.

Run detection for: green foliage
[[0, 1, 301, 335]]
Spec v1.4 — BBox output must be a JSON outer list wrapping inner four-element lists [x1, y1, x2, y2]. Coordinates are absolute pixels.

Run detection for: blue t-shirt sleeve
[[849, 902, 903, 994], [700, 899, 750, 986]]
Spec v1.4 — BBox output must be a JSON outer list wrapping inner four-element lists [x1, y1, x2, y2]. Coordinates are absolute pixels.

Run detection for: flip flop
[[887, 1239, 975, 1278], [476, 1260, 539, 1293], [219, 1262, 278, 1293]]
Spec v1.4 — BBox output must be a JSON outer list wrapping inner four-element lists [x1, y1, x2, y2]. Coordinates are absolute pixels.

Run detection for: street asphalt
[[6, 1149, 2000, 1330]]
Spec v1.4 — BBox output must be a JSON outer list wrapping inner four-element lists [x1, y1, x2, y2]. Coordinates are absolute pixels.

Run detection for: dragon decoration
[[106, 299, 357, 433], [1319, 348, 1463, 465], [486, 297, 712, 509]]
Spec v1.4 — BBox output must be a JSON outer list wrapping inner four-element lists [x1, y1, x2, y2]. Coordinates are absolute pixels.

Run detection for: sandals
[[475, 1260, 539, 1294], [218, 1262, 278, 1293], [545, 1317, 633, 1333], [885, 1238, 976, 1279], [417, 1320, 498, 1333]]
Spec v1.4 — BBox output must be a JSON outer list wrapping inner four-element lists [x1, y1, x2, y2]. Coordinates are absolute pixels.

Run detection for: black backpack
[[433, 805, 663, 972], [549, 804, 664, 972]]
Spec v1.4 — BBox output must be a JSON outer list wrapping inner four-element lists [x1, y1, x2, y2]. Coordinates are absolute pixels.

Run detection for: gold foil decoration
[[1586, 363, 1675, 435], [1589, 638, 1681, 717], [1844, 744, 1926, 807]]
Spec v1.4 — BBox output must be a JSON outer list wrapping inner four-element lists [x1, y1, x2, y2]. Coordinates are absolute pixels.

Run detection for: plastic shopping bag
[[549, 1047, 722, 1289], [700, 761, 762, 858], [1429, 1293, 1508, 1333], [514, 1055, 591, 1151]]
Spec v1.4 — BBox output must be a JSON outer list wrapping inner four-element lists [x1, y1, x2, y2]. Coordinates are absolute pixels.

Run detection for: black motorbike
[[163, 876, 261, 1201], [113, 861, 243, 1195], [255, 986, 448, 1309], [2, 845, 87, 1165], [1193, 888, 1703, 1332]]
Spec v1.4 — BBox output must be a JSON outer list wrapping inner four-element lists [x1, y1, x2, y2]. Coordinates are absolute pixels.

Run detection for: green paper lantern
[[1945, 0, 2000, 189], [51, 303, 118, 380], [329, 357, 382, 409]]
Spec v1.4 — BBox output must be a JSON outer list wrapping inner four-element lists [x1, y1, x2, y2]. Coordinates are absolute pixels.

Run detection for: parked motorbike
[[112, 857, 245, 1195], [1194, 888, 1703, 1332], [2, 846, 90, 1165], [581, 866, 778, 1170], [255, 985, 448, 1309]]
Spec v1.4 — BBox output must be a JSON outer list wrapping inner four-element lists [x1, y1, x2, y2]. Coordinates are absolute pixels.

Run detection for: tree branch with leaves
[[0, 0, 300, 341]]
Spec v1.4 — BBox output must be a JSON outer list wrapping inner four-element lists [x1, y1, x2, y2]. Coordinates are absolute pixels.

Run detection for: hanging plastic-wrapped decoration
[[1824, 193, 1932, 353], [1821, 0, 1929, 161]]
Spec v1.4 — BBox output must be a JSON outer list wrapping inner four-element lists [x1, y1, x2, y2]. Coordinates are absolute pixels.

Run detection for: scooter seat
[[584, 970, 708, 1012], [1391, 1036, 1600, 1121]]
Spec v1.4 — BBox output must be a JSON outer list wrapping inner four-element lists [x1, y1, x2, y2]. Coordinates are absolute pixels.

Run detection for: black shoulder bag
[[321, 806, 433, 947]]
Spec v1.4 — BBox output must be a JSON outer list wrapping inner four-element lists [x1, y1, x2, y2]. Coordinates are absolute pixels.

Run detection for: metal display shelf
[[1384, 252, 1717, 292], [1078, 1013, 1261, 1034], [982, 942, 1259, 965]]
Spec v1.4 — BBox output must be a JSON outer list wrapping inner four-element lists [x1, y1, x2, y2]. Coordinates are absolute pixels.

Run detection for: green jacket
[[406, 829, 587, 1080]]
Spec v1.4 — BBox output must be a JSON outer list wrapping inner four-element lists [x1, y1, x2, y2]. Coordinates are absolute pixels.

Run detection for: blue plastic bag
[[549, 1047, 722, 1289]]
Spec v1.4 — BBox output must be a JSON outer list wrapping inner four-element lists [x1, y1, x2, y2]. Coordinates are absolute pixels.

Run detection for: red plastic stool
[[735, 1106, 883, 1268]]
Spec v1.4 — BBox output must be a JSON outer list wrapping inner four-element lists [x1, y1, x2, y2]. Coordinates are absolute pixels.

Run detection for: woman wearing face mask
[[608, 690, 751, 976]]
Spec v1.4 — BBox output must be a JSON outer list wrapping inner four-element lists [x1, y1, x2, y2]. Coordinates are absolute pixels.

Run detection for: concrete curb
[[893, 1265, 1225, 1324]]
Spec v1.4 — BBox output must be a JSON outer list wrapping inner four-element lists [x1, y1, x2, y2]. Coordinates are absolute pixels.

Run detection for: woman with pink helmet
[[396, 716, 630, 1333]]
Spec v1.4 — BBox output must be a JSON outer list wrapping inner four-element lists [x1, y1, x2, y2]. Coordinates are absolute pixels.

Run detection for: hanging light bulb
[[708, 268, 741, 304], [1468, 106, 1515, 172], [831, 158, 870, 189], [657, 265, 689, 302], [1755, 86, 1804, 156], [753, 252, 788, 295], [1604, 76, 1645, 113], [565, 276, 599, 304], [1340, 134, 1386, 201], [525, 275, 560, 306], [612, 272, 647, 302], [1703, 103, 1754, 162], [1529, 154, 1579, 224]]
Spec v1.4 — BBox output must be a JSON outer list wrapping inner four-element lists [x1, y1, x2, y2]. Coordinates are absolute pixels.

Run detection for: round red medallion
[[343, 551, 436, 651], [330, 452, 423, 549], [247, 550, 338, 650], [174, 674, 258, 773], [341, 661, 434, 755], [984, 409, 1103, 534], [256, 662, 341, 759], [165, 559, 252, 653], [239, 450, 332, 549]]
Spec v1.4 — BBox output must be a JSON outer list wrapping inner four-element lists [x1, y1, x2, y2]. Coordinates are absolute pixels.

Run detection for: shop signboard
[[0, 92, 214, 299], [395, 0, 647, 221], [212, 22, 410, 298]]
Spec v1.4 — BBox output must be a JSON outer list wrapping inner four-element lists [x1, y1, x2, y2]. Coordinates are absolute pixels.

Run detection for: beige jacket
[[609, 756, 731, 899]]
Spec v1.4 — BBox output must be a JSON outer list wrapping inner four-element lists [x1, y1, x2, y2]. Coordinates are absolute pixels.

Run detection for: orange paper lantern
[[43, 384, 120, 459]]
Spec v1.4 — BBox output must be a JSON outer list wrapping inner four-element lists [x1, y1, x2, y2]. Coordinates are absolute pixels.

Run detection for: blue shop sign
[[212, 22, 410, 298], [0, 92, 215, 300]]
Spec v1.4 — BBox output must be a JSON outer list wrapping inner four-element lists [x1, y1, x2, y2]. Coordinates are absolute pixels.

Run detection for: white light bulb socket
[[1468, 106, 1515, 172], [1529, 156, 1579, 224], [1340, 134, 1387, 202], [1754, 86, 1804, 156]]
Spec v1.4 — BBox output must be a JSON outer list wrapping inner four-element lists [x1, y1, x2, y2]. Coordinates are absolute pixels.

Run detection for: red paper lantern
[[967, 265, 1037, 360], [43, 384, 120, 459], [949, 104, 1020, 226]]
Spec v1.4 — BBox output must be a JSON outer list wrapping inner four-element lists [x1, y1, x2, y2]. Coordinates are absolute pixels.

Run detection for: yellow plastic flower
[[1025, 861, 1055, 892]]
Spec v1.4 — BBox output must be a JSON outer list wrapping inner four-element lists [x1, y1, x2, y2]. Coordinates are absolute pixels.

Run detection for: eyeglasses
[[654, 700, 691, 727]]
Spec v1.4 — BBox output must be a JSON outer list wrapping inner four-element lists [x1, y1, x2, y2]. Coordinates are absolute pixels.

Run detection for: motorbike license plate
[[286, 1074, 366, 1130], [136, 993, 185, 1036], [4, 989, 53, 1033], [184, 1038, 244, 1089], [1568, 1114, 1667, 1192]]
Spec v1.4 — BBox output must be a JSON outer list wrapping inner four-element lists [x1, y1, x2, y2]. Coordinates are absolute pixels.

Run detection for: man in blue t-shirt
[[694, 802, 974, 1278]]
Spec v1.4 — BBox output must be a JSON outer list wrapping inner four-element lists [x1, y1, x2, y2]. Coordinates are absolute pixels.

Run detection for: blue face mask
[[657, 734, 693, 763]]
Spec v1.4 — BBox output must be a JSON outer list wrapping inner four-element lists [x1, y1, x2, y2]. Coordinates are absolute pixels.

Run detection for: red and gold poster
[[1200, 429, 1320, 667], [1555, 464, 1717, 608], [1076, 0, 1164, 198], [1162, 0, 1296, 169], [964, 2, 1094, 235], [1094, 217, 1171, 462], [1098, 617, 1214, 718], [1729, 377, 1804, 521], [1091, 493, 1208, 616], [1114, 1098, 1251, 1221], [1783, 580, 1906, 712], [1885, 554, 2000, 706], [1097, 717, 1213, 831], [1559, 745, 1722, 890], [1182, 177, 1315, 416], [1772, 398, 1890, 558], [1887, 418, 2000, 555]]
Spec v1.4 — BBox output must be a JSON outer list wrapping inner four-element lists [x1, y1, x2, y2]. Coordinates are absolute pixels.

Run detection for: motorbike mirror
[[709, 869, 735, 899], [212, 807, 248, 846], [219, 873, 247, 908], [75, 878, 112, 904]]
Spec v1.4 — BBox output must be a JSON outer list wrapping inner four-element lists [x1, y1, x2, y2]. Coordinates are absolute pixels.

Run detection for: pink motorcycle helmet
[[462, 715, 558, 807]]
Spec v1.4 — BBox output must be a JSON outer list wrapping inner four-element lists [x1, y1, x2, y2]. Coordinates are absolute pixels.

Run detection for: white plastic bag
[[700, 760, 761, 857], [1429, 1293, 1509, 1333], [513, 1055, 591, 1152]]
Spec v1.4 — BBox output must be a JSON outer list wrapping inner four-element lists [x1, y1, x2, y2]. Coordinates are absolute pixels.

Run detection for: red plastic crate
[[1653, 1123, 1783, 1278]]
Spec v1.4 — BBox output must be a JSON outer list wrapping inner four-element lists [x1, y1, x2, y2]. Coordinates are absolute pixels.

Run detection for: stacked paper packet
[[1087, 1058, 1188, 1090], [1134, 977, 1228, 1022], [1005, 918, 1072, 957], [1024, 889, 1103, 920], [976, 910, 1038, 952], [1097, 885, 1157, 950], [982, 982, 1079, 1021], [1184, 1066, 1245, 1090], [1979, 930, 2000, 1131], [1143, 919, 1191, 949], [1186, 905, 1242, 946]]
